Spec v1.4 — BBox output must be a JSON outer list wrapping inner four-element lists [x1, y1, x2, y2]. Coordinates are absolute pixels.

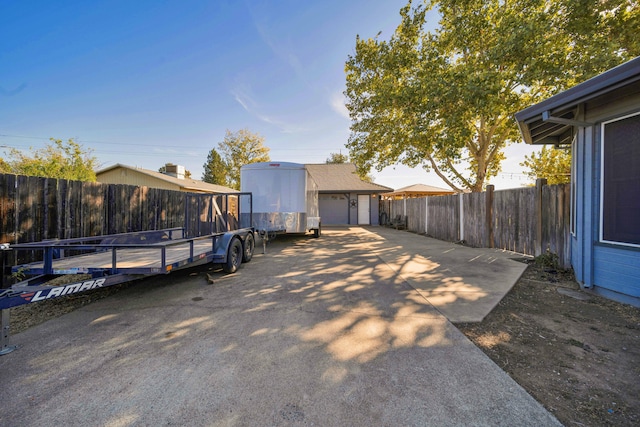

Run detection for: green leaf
[[344, 0, 638, 192]]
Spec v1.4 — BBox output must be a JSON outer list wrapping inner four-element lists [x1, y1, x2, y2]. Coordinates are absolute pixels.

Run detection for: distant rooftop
[[96, 163, 237, 194], [305, 163, 392, 193], [383, 183, 456, 199]]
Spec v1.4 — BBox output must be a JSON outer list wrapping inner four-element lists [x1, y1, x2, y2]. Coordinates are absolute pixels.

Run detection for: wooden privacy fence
[[380, 180, 571, 268], [0, 173, 246, 286]]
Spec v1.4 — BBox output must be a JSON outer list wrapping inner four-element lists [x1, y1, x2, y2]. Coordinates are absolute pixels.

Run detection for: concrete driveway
[[0, 227, 559, 426]]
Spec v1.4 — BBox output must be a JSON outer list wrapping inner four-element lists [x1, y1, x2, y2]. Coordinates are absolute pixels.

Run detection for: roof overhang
[[515, 57, 640, 145]]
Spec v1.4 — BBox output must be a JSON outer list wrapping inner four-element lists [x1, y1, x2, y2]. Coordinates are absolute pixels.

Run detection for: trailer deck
[[1, 191, 256, 354], [1, 227, 255, 354], [1, 227, 254, 309], [12, 230, 223, 273]]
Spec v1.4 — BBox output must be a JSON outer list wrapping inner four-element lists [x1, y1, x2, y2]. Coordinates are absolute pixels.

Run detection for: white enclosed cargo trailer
[[241, 162, 321, 237]]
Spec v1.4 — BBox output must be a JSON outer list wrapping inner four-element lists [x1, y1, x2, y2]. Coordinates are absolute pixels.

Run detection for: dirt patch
[[6, 268, 209, 335], [456, 260, 640, 427], [8, 281, 137, 335]]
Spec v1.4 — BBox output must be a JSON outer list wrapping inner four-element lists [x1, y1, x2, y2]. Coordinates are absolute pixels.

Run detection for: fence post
[[535, 178, 547, 256], [424, 197, 428, 235], [459, 192, 464, 242], [486, 185, 494, 248]]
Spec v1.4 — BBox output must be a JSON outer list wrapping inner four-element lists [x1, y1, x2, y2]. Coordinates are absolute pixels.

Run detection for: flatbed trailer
[[1, 193, 256, 355]]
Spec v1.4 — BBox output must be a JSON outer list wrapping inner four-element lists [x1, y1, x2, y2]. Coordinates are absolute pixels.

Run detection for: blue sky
[[0, 0, 538, 190]]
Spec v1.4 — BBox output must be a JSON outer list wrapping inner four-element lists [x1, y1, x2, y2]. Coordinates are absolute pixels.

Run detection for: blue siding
[[571, 128, 585, 284], [348, 192, 358, 225], [593, 245, 640, 297], [571, 235, 583, 283], [585, 126, 598, 286], [371, 196, 381, 225], [519, 61, 640, 307], [572, 119, 640, 306], [572, 126, 597, 287]]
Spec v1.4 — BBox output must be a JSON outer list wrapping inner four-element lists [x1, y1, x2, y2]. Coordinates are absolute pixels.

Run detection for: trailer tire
[[313, 223, 321, 238], [223, 238, 243, 273], [242, 232, 255, 263]]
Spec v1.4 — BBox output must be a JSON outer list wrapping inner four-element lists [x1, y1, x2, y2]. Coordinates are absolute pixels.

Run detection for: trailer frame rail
[[1, 191, 256, 355]]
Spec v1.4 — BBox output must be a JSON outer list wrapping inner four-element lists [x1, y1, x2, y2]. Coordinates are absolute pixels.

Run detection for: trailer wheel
[[223, 238, 243, 273], [242, 232, 255, 262], [313, 223, 321, 238]]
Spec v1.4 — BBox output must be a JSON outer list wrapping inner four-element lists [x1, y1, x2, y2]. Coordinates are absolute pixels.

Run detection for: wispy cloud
[[331, 91, 350, 120], [230, 85, 257, 113], [234, 94, 250, 112], [231, 83, 311, 134], [0, 82, 27, 97], [256, 113, 311, 134], [249, 4, 309, 86]]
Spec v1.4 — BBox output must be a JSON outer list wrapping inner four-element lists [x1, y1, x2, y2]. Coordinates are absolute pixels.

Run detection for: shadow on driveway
[[0, 227, 558, 427]]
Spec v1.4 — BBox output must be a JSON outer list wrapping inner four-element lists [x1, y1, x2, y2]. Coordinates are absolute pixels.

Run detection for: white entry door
[[357, 194, 370, 225]]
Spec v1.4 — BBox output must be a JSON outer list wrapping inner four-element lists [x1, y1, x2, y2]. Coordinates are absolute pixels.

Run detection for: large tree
[[344, 0, 639, 192], [521, 146, 572, 185], [326, 152, 349, 164], [202, 149, 228, 186], [325, 151, 374, 182], [217, 129, 270, 190], [0, 138, 97, 181]]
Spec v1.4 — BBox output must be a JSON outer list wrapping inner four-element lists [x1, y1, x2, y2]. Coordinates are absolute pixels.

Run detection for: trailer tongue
[[1, 192, 255, 355]]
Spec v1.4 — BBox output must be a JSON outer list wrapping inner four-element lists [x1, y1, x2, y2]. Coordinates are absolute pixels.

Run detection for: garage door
[[319, 194, 349, 224]]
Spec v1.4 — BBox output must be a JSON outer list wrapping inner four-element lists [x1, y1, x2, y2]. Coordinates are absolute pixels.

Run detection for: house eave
[[515, 57, 640, 145]]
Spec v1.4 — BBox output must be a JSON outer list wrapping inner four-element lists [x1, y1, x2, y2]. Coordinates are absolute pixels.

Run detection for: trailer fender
[[215, 232, 236, 256]]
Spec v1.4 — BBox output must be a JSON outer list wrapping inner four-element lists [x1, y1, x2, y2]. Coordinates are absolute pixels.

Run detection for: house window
[[601, 111, 640, 246]]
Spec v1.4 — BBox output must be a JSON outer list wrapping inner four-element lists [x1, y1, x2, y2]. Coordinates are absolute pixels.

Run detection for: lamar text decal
[[20, 278, 107, 303]]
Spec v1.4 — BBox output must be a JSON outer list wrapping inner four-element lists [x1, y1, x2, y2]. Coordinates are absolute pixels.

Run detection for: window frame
[[599, 110, 640, 248]]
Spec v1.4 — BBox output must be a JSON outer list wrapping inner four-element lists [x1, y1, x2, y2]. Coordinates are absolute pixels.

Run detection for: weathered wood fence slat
[[380, 180, 571, 268], [0, 174, 237, 287]]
